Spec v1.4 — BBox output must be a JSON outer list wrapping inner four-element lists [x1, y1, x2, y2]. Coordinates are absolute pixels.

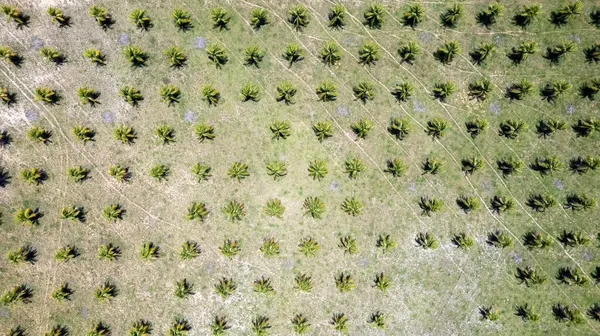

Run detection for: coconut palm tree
[[344, 157, 366, 179], [467, 79, 492, 102], [522, 231, 552, 250], [338, 235, 358, 254], [77, 86, 100, 106], [102, 203, 124, 222], [353, 81, 375, 103], [44, 325, 69, 336], [291, 314, 310, 334], [129, 8, 152, 31], [163, 46, 186, 67], [358, 41, 380, 66], [469, 43, 496, 65], [557, 267, 589, 286], [425, 118, 449, 139], [97, 243, 121, 261], [536, 118, 566, 137], [253, 277, 274, 294], [240, 82, 260, 102], [179, 241, 201, 261], [419, 196, 443, 216], [6, 245, 37, 264], [397, 41, 421, 64], [498, 119, 528, 139], [584, 43, 600, 63], [335, 272, 355, 292], [83, 48, 106, 65], [0, 284, 32, 304], [434, 41, 461, 65], [190, 163, 211, 182], [352, 118, 373, 138], [67, 166, 89, 183], [159, 84, 181, 106], [206, 44, 228, 69], [373, 272, 391, 291], [0, 46, 23, 68], [214, 277, 236, 298], [222, 200, 245, 221], [384, 158, 406, 177], [0, 86, 16, 106], [530, 156, 563, 176], [34, 87, 59, 105], [250, 316, 271, 336], [432, 81, 456, 101], [172, 8, 192, 30], [19, 167, 46, 185], [369, 312, 386, 329], [275, 81, 297, 104], [308, 159, 328, 180], [119, 86, 143, 106], [87, 322, 110, 336], [88, 5, 113, 30], [572, 118, 600, 137], [60, 205, 84, 222], [588, 304, 600, 321], [363, 2, 385, 29], [288, 4, 310, 31], [174, 279, 194, 299], [26, 126, 51, 143], [479, 307, 500, 321], [487, 230, 512, 248], [249, 8, 269, 30], [264, 161, 286, 181], [51, 283, 72, 301], [558, 230, 589, 247], [416, 232, 438, 249], [376, 234, 397, 253], [456, 195, 480, 213], [282, 43, 304, 67], [0, 130, 11, 147], [168, 318, 191, 336], [154, 124, 175, 144], [108, 164, 131, 182], [1, 5, 28, 28], [591, 9, 600, 28], [401, 4, 425, 28], [294, 274, 313, 291], [320, 41, 341, 66], [496, 156, 523, 177], [341, 197, 363, 216], [390, 81, 412, 102], [389, 118, 411, 140], [303, 197, 325, 219], [565, 193, 596, 211], [260, 237, 280, 256], [526, 193, 557, 212], [0, 166, 9, 187], [451, 233, 475, 249], [476, 3, 503, 27], [123, 45, 148, 67], [139, 242, 160, 260], [465, 118, 488, 138], [201, 84, 221, 106], [461, 157, 484, 175], [331, 313, 348, 333], [328, 3, 346, 29], [313, 121, 333, 141], [515, 265, 547, 286], [440, 4, 463, 28], [243, 45, 264, 67], [209, 316, 230, 336], [422, 156, 443, 175], [512, 3, 541, 28], [569, 156, 599, 174], [550, 1, 582, 27], [507, 41, 538, 65], [54, 245, 79, 261], [315, 81, 337, 102], [210, 7, 230, 30], [544, 41, 577, 65], [149, 164, 169, 182], [128, 320, 152, 336], [264, 199, 285, 218], [113, 124, 136, 144], [227, 162, 249, 181], [490, 195, 514, 213], [40, 47, 65, 65]]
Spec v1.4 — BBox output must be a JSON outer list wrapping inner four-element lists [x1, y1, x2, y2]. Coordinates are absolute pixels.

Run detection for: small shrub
[[243, 45, 264, 68], [87, 322, 110, 336], [168, 318, 191, 336], [308, 159, 328, 180], [83, 48, 106, 65], [512, 4, 541, 28], [77, 86, 100, 106], [328, 3, 346, 29], [40, 47, 65, 65], [43, 326, 68, 336], [265, 161, 287, 180], [154, 124, 175, 144]]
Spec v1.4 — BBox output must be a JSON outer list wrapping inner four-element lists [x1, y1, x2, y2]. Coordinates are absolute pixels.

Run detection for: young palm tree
[[227, 162, 249, 181], [206, 44, 228, 69], [209, 316, 230, 336], [168, 319, 191, 336], [313, 121, 333, 141], [40, 47, 65, 65], [418, 196, 443, 216], [331, 313, 349, 333], [469, 43, 496, 65], [97, 243, 121, 261], [397, 41, 421, 64], [422, 157, 443, 175], [77, 86, 100, 106], [0, 46, 22, 67], [451, 233, 475, 249], [174, 279, 194, 299], [7, 245, 37, 264], [522, 231, 552, 250], [526, 193, 557, 212], [588, 304, 600, 322], [266, 161, 287, 180], [113, 125, 136, 144], [199, 84, 220, 106], [54, 245, 78, 261], [344, 157, 366, 179], [1, 5, 28, 28], [294, 274, 313, 291], [512, 3, 541, 28], [536, 118, 566, 137], [243, 45, 264, 68], [51, 283, 72, 301], [102, 203, 124, 222], [544, 41, 577, 65], [275, 81, 297, 104], [34, 87, 59, 105], [572, 118, 600, 137], [498, 119, 528, 139], [557, 267, 589, 286], [358, 41, 380, 66], [129, 8, 152, 31], [476, 3, 504, 28], [308, 159, 328, 180], [0, 166, 9, 188], [565, 193, 596, 211], [496, 156, 523, 177], [529, 156, 563, 176], [172, 9, 192, 31], [303, 197, 325, 219], [416, 232, 438, 249], [210, 7, 230, 30], [240, 82, 260, 102], [119, 86, 143, 106], [107, 164, 130, 183], [0, 130, 10, 147], [591, 9, 600, 28], [328, 3, 346, 29], [440, 4, 463, 28], [139, 242, 160, 260], [87, 321, 110, 336], [335, 272, 355, 292], [67, 166, 89, 183], [376, 234, 397, 253], [251, 316, 271, 336], [434, 41, 461, 65], [369, 312, 386, 329], [487, 230, 513, 248], [389, 118, 411, 140], [425, 118, 449, 139], [123, 45, 148, 67], [456, 195, 480, 213], [27, 125, 51, 143], [149, 164, 169, 182], [163, 46, 186, 67], [515, 265, 547, 286], [260, 237, 280, 256], [363, 2, 385, 29], [19, 167, 45, 185], [320, 41, 341, 66], [179, 241, 201, 260], [60, 205, 84, 222], [253, 277, 274, 294], [550, 1, 582, 27], [490, 195, 515, 213], [461, 157, 484, 175], [432, 81, 456, 101], [373, 272, 391, 291], [222, 200, 245, 221], [43, 326, 68, 336], [192, 123, 215, 143], [507, 41, 538, 65], [401, 4, 425, 28], [288, 4, 310, 31], [315, 81, 337, 102], [83, 48, 106, 65], [352, 118, 373, 139], [341, 197, 363, 216], [479, 307, 500, 321], [0, 86, 16, 106], [264, 199, 285, 218], [338, 235, 358, 254], [214, 278, 236, 298], [282, 43, 304, 67], [384, 158, 406, 177], [151, 124, 175, 144], [128, 320, 152, 336], [569, 156, 599, 174], [0, 284, 32, 305], [88, 5, 112, 29], [390, 81, 413, 102], [291, 314, 310, 334], [158, 84, 181, 106], [465, 118, 488, 138], [558, 230, 590, 247], [249, 8, 269, 30], [353, 81, 376, 103]]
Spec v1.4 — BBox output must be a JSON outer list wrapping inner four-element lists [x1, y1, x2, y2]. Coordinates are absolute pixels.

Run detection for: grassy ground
[[0, 0, 599, 335]]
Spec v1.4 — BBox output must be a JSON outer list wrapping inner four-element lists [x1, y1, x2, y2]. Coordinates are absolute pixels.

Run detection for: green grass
[[0, 1, 599, 335]]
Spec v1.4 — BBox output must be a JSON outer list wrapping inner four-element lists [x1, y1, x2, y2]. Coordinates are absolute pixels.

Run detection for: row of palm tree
[[4, 2, 597, 32]]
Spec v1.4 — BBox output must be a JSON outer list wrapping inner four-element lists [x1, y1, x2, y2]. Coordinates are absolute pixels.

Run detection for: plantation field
[[1, 0, 600, 335]]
